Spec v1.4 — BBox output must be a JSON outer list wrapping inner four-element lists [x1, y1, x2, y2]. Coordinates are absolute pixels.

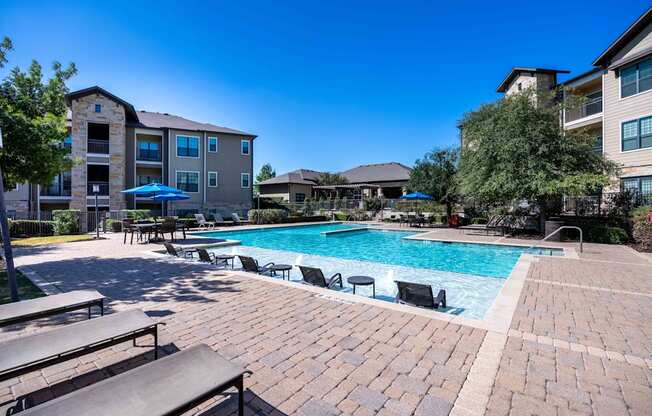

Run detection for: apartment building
[[5, 86, 256, 215], [495, 7, 652, 197]]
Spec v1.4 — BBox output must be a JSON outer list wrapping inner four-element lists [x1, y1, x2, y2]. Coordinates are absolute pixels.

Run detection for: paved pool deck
[[1, 224, 651, 415]]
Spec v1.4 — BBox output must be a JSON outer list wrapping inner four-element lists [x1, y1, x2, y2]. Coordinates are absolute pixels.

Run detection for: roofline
[[559, 68, 602, 87], [593, 6, 652, 67], [496, 67, 570, 93], [66, 86, 139, 122]]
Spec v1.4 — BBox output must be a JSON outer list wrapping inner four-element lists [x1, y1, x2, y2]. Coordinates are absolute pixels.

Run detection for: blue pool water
[[196, 223, 560, 278], [193, 223, 562, 319]]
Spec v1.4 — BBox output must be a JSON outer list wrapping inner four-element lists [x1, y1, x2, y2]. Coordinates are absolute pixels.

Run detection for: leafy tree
[[255, 163, 276, 183], [408, 147, 459, 218], [317, 172, 349, 186], [457, 87, 617, 232], [0, 37, 77, 301]]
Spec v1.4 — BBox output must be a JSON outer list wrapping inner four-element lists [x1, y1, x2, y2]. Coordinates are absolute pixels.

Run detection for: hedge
[[105, 219, 122, 232], [8, 220, 55, 237], [584, 225, 629, 244], [119, 209, 151, 220], [632, 205, 652, 250], [248, 209, 288, 224], [52, 210, 80, 235]]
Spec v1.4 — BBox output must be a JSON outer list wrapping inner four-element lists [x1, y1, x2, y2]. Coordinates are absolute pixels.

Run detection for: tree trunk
[[538, 198, 548, 236]]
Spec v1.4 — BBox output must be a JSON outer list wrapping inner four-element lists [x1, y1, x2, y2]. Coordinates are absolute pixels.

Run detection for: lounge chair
[[395, 280, 446, 309], [213, 213, 234, 226], [0, 290, 105, 327], [194, 213, 216, 229], [231, 213, 250, 225], [196, 248, 230, 267], [297, 266, 343, 289], [19, 344, 251, 416], [0, 309, 159, 382], [459, 215, 506, 235], [237, 255, 274, 275], [163, 242, 194, 258]]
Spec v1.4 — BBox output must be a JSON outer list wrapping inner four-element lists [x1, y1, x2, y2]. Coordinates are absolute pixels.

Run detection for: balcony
[[40, 184, 71, 197], [87, 182, 109, 196], [88, 139, 109, 154], [137, 148, 161, 162]]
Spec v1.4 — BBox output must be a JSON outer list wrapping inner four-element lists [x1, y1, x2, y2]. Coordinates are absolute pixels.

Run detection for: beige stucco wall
[[602, 21, 652, 190]]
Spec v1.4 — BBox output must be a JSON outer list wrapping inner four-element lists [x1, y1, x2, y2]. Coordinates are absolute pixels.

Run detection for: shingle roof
[[258, 169, 323, 185], [341, 162, 412, 184], [135, 111, 256, 137]]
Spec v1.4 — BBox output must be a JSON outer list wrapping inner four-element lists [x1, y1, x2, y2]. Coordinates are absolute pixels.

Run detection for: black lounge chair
[[459, 215, 506, 235], [297, 266, 343, 289], [0, 290, 105, 327], [0, 309, 159, 382], [213, 213, 234, 226], [20, 344, 252, 416], [163, 242, 194, 258], [395, 280, 446, 309], [238, 255, 274, 275], [196, 248, 230, 267]]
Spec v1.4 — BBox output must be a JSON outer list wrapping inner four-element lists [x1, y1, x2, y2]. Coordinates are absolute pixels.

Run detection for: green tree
[[256, 163, 276, 183], [317, 172, 349, 186], [408, 147, 459, 218], [457, 87, 617, 232], [0, 37, 77, 301]]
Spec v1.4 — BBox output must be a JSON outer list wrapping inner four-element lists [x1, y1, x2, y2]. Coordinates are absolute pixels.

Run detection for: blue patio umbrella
[[121, 183, 184, 197], [400, 192, 433, 200], [151, 192, 190, 202]]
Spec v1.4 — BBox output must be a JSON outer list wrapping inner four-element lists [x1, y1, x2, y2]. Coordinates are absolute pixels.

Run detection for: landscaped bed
[[0, 270, 44, 304], [12, 235, 95, 247]]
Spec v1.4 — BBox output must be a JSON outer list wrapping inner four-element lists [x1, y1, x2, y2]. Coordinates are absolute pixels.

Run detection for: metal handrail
[[529, 226, 583, 253]]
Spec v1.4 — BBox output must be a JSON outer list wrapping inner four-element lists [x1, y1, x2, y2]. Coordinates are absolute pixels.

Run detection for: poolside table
[[215, 254, 235, 269], [270, 264, 293, 280], [347, 276, 376, 298]]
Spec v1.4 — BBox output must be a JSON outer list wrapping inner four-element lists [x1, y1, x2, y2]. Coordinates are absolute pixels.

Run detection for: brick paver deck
[[1, 227, 651, 415]]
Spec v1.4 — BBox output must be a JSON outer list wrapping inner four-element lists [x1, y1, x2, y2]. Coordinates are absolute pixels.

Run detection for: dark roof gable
[[593, 7, 652, 68], [496, 67, 570, 93]]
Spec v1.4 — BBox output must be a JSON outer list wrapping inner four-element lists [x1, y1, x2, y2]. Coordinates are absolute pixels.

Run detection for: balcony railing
[[87, 182, 109, 196], [88, 139, 109, 154], [137, 149, 161, 161], [565, 97, 603, 123], [40, 184, 71, 197]]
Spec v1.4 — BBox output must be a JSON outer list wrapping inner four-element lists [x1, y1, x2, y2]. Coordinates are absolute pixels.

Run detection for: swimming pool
[[195, 223, 562, 318]]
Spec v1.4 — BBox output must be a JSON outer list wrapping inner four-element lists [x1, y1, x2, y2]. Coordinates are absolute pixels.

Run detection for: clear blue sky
[[1, 1, 649, 176]]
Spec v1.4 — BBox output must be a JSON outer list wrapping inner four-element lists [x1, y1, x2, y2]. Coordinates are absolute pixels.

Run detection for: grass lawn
[[0, 270, 45, 304], [12, 235, 94, 247]]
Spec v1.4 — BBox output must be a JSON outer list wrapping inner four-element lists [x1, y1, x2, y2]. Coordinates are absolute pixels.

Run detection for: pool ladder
[[527, 226, 583, 253]]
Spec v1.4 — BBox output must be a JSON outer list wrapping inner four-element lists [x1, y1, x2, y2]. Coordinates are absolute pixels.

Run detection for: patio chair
[[237, 255, 274, 275], [395, 280, 446, 309], [0, 309, 159, 382], [159, 217, 180, 241], [213, 213, 234, 226], [297, 266, 343, 289], [122, 218, 136, 244], [0, 290, 105, 327], [19, 344, 251, 416], [194, 213, 216, 229], [196, 248, 230, 267], [231, 213, 250, 225], [163, 242, 194, 258]]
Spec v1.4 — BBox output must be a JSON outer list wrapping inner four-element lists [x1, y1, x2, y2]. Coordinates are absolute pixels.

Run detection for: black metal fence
[[562, 192, 652, 217]]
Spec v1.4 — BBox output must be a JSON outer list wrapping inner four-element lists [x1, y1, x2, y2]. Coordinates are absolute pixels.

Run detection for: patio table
[[131, 223, 160, 243], [270, 264, 293, 280], [347, 276, 376, 298]]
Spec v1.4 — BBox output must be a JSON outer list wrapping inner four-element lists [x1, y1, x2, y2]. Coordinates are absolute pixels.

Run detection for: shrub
[[119, 209, 151, 220], [334, 212, 349, 221], [585, 225, 628, 244], [52, 210, 80, 235], [247, 209, 288, 224], [631, 205, 652, 250], [8, 220, 55, 237], [471, 217, 488, 225], [105, 219, 122, 232]]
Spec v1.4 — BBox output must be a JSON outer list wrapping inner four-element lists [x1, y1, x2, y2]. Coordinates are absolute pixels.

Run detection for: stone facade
[[70, 94, 127, 211]]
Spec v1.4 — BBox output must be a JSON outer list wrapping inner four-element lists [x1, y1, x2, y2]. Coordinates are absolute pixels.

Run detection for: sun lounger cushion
[[21, 344, 247, 416], [0, 309, 156, 380], [0, 290, 104, 327]]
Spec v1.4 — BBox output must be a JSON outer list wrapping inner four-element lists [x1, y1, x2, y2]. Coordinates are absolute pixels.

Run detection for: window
[[95, 104, 102, 113], [208, 171, 218, 187], [241, 173, 250, 188], [295, 193, 306, 203], [176, 135, 199, 157], [208, 137, 218, 153], [517, 82, 522, 91], [176, 171, 199, 192], [621, 58, 652, 98], [241, 139, 250, 155], [137, 141, 160, 161], [621, 176, 652, 195], [138, 175, 161, 186], [622, 116, 652, 151]]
